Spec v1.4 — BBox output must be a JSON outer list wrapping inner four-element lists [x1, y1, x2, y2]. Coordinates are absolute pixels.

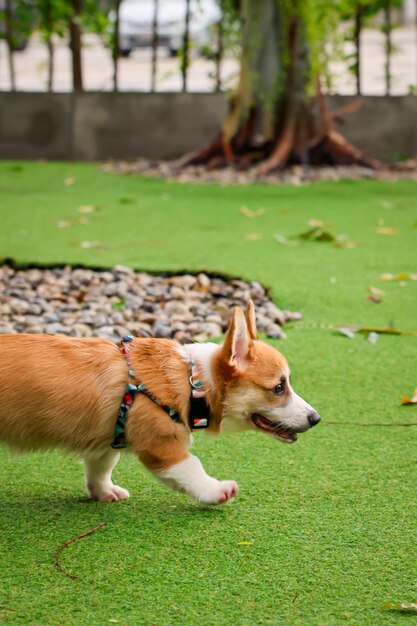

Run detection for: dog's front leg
[[147, 453, 238, 505], [84, 448, 130, 502]]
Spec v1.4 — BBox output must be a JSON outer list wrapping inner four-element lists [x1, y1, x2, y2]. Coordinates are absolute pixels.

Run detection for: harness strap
[[111, 335, 209, 449]]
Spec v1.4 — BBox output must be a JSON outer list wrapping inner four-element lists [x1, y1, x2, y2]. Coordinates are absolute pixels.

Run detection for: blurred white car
[[117, 0, 221, 57]]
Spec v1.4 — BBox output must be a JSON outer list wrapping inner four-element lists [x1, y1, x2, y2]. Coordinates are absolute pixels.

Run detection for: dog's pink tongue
[[253, 414, 276, 431]]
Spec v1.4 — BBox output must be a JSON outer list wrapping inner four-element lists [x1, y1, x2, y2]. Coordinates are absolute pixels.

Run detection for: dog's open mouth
[[251, 414, 298, 443]]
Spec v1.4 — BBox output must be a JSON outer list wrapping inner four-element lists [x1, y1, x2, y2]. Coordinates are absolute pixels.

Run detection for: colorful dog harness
[[111, 336, 210, 449]]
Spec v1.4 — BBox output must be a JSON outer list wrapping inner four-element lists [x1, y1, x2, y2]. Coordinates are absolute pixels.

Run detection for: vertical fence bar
[[112, 0, 121, 92], [214, 8, 224, 92], [384, 0, 392, 95], [353, 5, 362, 95], [45, 0, 54, 92], [181, 0, 191, 92], [5, 0, 16, 91], [151, 0, 159, 92], [69, 0, 83, 91]]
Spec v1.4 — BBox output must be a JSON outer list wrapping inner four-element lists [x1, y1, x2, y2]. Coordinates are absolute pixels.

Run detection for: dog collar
[[111, 336, 210, 449]]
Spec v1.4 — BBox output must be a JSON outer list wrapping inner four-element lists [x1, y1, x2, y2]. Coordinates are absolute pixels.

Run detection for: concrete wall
[[0, 92, 416, 161]]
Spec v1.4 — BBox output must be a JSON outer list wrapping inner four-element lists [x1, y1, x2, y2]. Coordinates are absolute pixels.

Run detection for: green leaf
[[111, 298, 126, 311]]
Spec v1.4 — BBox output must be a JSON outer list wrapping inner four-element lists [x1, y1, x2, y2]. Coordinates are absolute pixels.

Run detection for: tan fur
[[0, 301, 318, 504], [0, 334, 127, 452]]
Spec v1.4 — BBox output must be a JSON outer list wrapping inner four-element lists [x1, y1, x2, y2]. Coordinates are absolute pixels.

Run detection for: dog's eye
[[273, 380, 286, 395]]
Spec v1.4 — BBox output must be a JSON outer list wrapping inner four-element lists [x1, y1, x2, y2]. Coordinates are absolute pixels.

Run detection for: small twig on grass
[[325, 421, 417, 427], [55, 521, 106, 580]]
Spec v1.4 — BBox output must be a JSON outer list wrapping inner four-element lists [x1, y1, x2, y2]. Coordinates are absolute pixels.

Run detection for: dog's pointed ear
[[222, 307, 252, 371], [245, 299, 257, 340]]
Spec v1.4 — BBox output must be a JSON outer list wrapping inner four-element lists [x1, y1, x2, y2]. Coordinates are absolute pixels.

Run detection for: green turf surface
[[0, 161, 416, 625]]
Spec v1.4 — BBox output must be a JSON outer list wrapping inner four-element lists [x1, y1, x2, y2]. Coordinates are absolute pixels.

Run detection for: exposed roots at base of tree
[[174, 127, 384, 175]]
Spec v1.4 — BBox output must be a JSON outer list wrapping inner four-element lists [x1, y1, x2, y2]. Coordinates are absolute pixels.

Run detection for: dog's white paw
[[197, 479, 239, 505], [89, 484, 130, 502]]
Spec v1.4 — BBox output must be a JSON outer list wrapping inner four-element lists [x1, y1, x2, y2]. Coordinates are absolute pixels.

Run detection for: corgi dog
[[0, 301, 319, 505]]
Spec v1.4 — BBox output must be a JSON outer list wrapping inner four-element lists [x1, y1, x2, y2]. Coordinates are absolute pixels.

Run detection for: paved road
[[0, 27, 416, 94]]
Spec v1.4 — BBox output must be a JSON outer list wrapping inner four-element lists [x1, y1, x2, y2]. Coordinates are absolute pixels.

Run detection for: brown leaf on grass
[[299, 226, 335, 242], [338, 327, 356, 339], [333, 240, 360, 249], [380, 272, 417, 282], [401, 388, 417, 405], [367, 286, 384, 303], [64, 176, 75, 187], [375, 226, 399, 235], [78, 217, 89, 225], [308, 219, 334, 228], [245, 233, 263, 241], [273, 233, 299, 247], [382, 601, 417, 613], [240, 206, 266, 218], [80, 241, 100, 249], [78, 205, 96, 213], [368, 286, 385, 297], [57, 220, 72, 228]]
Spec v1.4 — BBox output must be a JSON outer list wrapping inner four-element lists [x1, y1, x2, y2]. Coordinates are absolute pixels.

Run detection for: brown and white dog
[[0, 301, 319, 505]]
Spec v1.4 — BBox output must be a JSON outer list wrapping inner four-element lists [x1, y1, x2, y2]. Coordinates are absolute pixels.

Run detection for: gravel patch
[[0, 265, 301, 343], [102, 159, 417, 185]]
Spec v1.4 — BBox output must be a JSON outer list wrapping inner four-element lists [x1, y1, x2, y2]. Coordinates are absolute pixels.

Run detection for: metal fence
[[1, 1, 417, 95]]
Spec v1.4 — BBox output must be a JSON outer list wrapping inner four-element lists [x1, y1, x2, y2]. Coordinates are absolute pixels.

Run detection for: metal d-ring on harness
[[111, 335, 210, 449]]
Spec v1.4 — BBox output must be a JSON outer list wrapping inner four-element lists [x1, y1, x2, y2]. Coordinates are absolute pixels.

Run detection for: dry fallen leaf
[[333, 240, 360, 249], [308, 219, 334, 228], [245, 233, 263, 241], [78, 216, 89, 225], [338, 327, 356, 339], [80, 241, 100, 249], [78, 205, 96, 213], [382, 601, 417, 614], [375, 226, 399, 235], [299, 226, 335, 242], [401, 388, 417, 405], [380, 272, 417, 282], [273, 233, 299, 247], [240, 206, 266, 218], [368, 286, 385, 297], [57, 220, 72, 228], [64, 176, 75, 187], [367, 332, 379, 344]]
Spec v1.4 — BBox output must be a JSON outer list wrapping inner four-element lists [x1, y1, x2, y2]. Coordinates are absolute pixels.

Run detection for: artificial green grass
[[0, 161, 416, 626]]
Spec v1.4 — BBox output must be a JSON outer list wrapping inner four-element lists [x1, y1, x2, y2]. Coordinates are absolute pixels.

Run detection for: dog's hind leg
[[84, 448, 130, 502]]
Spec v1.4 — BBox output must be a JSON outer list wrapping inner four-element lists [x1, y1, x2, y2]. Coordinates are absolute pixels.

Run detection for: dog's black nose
[[307, 411, 320, 427]]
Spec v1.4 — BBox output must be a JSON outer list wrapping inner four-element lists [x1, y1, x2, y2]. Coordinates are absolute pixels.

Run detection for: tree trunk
[[69, 0, 83, 91], [178, 0, 381, 172]]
